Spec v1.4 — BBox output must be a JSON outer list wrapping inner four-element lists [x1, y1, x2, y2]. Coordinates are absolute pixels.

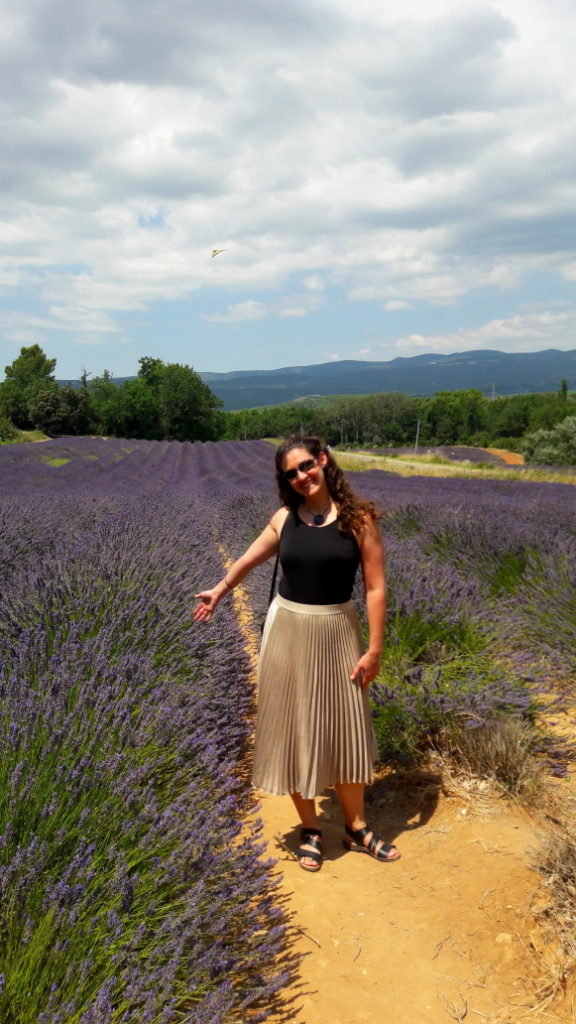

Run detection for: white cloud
[[303, 275, 325, 292], [1, 0, 576, 372], [0, 306, 120, 334], [279, 307, 307, 318], [201, 300, 267, 324], [48, 306, 121, 332], [395, 310, 576, 355], [3, 328, 44, 345]]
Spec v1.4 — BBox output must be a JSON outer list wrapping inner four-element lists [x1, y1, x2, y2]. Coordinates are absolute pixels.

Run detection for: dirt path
[[260, 785, 568, 1024], [226, 570, 573, 1024], [484, 448, 525, 466]]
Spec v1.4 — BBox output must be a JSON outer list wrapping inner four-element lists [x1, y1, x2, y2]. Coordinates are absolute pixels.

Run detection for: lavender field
[[0, 438, 286, 1024], [1, 437, 575, 1022]]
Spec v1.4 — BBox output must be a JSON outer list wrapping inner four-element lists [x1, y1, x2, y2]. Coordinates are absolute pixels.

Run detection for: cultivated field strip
[[1, 436, 575, 1022], [0, 438, 287, 1024]]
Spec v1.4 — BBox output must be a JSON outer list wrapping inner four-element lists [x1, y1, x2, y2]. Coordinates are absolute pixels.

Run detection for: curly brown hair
[[275, 435, 381, 535]]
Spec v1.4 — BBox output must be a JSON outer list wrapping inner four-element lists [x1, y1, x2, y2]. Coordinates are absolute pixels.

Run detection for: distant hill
[[200, 348, 576, 410], [58, 349, 576, 410]]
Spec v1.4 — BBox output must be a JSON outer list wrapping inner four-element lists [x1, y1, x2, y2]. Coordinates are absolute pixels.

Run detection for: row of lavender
[[179, 440, 576, 768], [177, 437, 576, 675], [0, 438, 287, 1023]]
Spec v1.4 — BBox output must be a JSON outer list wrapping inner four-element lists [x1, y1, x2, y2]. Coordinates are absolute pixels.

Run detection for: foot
[[297, 828, 323, 872], [343, 823, 400, 862]]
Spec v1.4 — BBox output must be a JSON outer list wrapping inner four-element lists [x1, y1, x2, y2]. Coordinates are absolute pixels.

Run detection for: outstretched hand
[[193, 588, 221, 623]]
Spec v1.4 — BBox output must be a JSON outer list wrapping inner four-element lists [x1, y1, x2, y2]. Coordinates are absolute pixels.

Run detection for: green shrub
[[0, 414, 19, 443], [522, 416, 576, 466]]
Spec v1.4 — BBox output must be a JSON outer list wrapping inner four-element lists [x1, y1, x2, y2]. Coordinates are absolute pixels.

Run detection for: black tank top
[[278, 511, 360, 604]]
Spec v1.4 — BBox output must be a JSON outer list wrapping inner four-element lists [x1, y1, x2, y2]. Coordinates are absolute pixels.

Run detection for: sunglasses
[[283, 457, 317, 481]]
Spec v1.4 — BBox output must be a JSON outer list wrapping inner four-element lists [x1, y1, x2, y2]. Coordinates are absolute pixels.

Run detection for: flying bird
[[211, 249, 227, 258]]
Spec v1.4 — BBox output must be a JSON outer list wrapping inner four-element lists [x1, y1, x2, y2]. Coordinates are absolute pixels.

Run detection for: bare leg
[[334, 781, 366, 830], [290, 792, 322, 871], [335, 782, 399, 861], [290, 792, 319, 828]]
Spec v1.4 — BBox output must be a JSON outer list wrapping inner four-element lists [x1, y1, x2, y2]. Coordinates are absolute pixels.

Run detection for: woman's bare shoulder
[[269, 506, 291, 535], [354, 510, 382, 546]]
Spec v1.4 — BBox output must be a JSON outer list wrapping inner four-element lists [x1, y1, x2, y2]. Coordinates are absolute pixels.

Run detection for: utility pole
[[414, 418, 420, 456]]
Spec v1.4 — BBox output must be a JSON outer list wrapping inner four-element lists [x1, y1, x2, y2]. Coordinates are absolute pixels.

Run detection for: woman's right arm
[[193, 508, 288, 622]]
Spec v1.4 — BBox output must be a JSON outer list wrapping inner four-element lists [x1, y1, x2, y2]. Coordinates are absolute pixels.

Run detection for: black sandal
[[343, 824, 400, 862], [297, 828, 323, 873]]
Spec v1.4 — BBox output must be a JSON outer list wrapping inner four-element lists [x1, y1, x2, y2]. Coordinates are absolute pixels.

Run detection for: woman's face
[[282, 446, 328, 501]]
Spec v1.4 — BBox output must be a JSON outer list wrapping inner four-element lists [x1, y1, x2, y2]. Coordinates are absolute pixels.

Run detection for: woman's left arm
[[352, 516, 386, 689]]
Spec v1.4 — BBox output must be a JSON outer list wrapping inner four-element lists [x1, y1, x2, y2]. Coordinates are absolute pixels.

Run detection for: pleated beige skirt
[[252, 594, 377, 799]]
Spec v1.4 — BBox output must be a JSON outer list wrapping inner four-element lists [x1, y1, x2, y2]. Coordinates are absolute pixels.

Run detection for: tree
[[0, 414, 19, 442], [361, 393, 419, 445], [138, 356, 164, 389], [114, 379, 161, 439], [88, 371, 121, 435], [421, 389, 487, 445], [4, 344, 56, 387], [157, 363, 222, 441], [522, 415, 576, 466], [27, 388, 68, 436], [485, 394, 533, 439], [28, 383, 91, 436], [1, 344, 57, 428]]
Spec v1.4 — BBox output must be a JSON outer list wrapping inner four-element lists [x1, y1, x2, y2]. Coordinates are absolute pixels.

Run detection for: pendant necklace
[[305, 501, 332, 526]]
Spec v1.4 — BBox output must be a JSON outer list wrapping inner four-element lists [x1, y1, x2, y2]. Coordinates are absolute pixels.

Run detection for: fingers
[[193, 605, 213, 623], [193, 591, 216, 623], [351, 659, 376, 688]]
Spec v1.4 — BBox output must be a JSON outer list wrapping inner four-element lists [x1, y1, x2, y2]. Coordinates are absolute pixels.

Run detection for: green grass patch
[[42, 456, 70, 467], [336, 450, 576, 484], [0, 426, 50, 445]]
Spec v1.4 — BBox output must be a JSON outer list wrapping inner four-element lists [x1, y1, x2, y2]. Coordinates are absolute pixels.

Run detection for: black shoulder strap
[[267, 509, 290, 607], [268, 549, 280, 606]]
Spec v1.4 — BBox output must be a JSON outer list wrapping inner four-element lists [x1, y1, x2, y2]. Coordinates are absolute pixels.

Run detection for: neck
[[303, 492, 331, 513]]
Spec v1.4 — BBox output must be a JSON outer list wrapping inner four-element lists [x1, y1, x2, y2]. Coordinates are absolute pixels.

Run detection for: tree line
[[223, 383, 576, 453], [0, 346, 223, 442], [1, 344, 576, 463]]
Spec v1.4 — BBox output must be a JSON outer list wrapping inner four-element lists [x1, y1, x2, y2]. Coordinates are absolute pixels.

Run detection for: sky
[[1, 0, 576, 380]]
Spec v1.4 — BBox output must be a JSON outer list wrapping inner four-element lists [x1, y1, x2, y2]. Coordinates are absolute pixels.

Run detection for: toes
[[375, 839, 399, 861], [365, 832, 399, 861], [297, 838, 322, 870]]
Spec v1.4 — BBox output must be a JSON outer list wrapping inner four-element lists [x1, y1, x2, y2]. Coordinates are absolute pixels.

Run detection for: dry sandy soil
[[484, 448, 525, 466], [257, 779, 574, 1024], [227, 557, 575, 1024]]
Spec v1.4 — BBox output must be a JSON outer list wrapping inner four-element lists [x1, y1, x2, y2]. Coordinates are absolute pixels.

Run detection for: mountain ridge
[[57, 348, 576, 410], [198, 348, 576, 408]]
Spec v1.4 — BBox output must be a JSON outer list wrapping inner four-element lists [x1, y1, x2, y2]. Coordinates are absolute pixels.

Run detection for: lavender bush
[[0, 439, 288, 1023]]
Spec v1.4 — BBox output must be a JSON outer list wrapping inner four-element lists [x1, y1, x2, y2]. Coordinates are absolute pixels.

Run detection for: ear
[[317, 450, 328, 468]]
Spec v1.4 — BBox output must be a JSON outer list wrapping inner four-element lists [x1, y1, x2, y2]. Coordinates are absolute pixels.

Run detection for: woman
[[194, 436, 399, 872]]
